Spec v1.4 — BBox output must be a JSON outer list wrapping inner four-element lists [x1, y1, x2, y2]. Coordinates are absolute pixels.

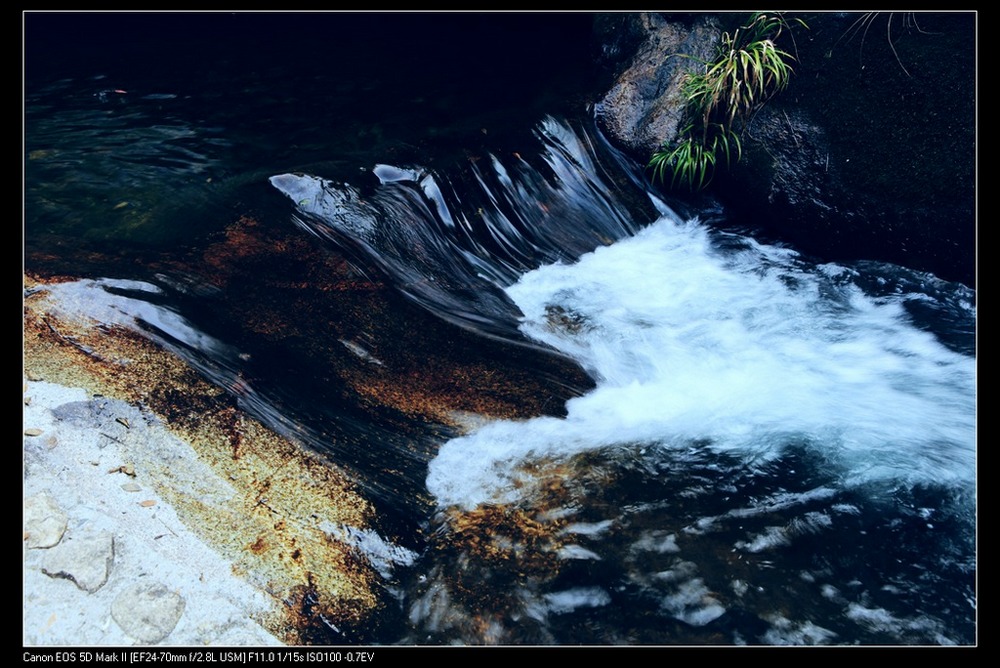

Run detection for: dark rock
[[717, 12, 975, 288], [595, 14, 721, 158], [592, 12, 976, 288]]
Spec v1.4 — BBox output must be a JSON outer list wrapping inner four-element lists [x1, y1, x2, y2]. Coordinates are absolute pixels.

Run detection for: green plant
[[648, 123, 740, 191], [649, 12, 805, 190]]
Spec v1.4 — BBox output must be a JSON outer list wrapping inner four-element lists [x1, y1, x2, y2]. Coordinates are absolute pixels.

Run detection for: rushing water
[[25, 13, 975, 646], [273, 117, 976, 646]]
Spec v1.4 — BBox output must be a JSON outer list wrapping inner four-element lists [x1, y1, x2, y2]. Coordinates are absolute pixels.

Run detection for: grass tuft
[[649, 12, 805, 191]]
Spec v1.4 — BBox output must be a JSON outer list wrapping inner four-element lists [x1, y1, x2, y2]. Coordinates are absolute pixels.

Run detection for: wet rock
[[592, 12, 975, 287], [594, 13, 720, 158], [40, 528, 114, 592], [23, 492, 68, 548], [111, 582, 186, 644], [713, 12, 976, 288]]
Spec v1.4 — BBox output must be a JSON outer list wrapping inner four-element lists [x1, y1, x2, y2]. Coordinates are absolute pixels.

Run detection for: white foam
[[543, 587, 611, 615], [322, 523, 419, 579], [629, 531, 681, 554], [427, 215, 975, 510], [37, 278, 239, 361], [659, 578, 726, 626], [762, 615, 839, 645]]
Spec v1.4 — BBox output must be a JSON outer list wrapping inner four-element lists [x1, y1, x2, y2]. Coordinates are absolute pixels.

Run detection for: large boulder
[[593, 13, 721, 158], [593, 12, 976, 288]]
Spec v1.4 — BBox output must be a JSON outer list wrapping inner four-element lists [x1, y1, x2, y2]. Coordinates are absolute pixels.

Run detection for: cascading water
[[272, 117, 976, 645], [270, 117, 649, 347]]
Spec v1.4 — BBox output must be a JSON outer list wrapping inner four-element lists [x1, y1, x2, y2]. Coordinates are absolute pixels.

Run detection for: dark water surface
[[26, 13, 596, 252], [24, 13, 976, 646]]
